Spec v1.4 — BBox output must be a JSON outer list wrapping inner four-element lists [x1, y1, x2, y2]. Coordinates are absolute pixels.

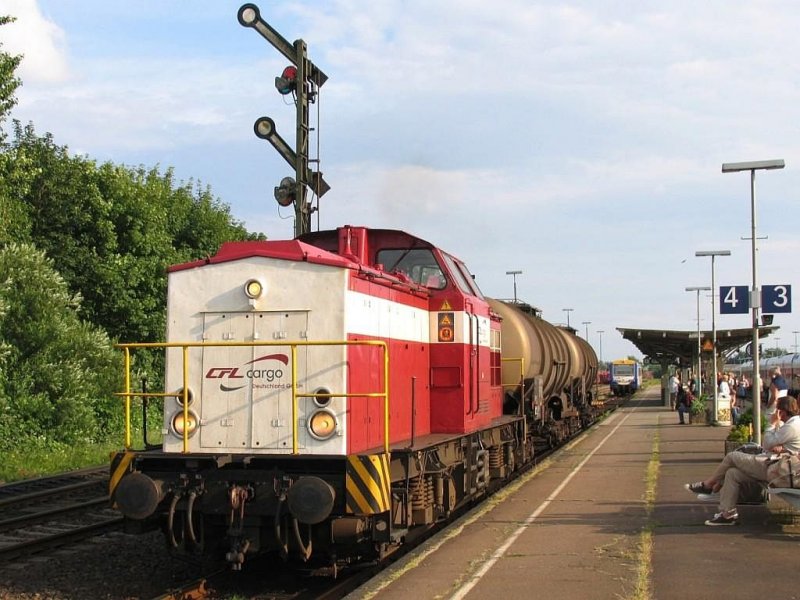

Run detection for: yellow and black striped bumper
[[109, 450, 136, 502], [345, 453, 391, 514]]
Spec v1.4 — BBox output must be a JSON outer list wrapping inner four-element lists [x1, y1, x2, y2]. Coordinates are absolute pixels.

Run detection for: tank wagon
[[109, 225, 600, 572]]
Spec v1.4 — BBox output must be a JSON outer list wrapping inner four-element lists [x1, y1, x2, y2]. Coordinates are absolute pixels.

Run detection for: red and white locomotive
[[110, 225, 598, 571]]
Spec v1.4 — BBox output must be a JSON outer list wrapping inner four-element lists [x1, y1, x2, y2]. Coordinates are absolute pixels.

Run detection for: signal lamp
[[275, 65, 297, 95], [171, 410, 199, 438], [307, 409, 338, 440], [174, 387, 194, 407], [244, 278, 265, 299], [274, 176, 296, 207], [313, 388, 333, 407]]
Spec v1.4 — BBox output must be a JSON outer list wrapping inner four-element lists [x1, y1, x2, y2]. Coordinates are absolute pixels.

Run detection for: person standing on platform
[[669, 372, 680, 410], [767, 367, 789, 416], [684, 395, 800, 526], [718, 373, 731, 399], [677, 384, 693, 425]]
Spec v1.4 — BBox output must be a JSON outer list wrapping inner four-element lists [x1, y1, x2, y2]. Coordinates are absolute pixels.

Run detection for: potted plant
[[689, 397, 708, 425], [737, 408, 767, 436], [724, 424, 751, 454]]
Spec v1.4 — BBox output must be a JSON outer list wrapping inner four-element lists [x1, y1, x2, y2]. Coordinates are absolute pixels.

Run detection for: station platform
[[347, 385, 800, 600]]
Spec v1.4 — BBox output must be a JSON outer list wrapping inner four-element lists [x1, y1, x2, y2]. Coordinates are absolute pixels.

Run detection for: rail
[[115, 340, 390, 454]]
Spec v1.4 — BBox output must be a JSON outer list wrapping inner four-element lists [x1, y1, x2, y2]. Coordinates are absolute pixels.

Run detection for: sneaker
[[697, 492, 720, 502], [705, 510, 738, 526], [685, 481, 714, 494]]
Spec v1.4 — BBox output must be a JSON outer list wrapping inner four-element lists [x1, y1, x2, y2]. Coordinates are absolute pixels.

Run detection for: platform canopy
[[616, 326, 778, 367]]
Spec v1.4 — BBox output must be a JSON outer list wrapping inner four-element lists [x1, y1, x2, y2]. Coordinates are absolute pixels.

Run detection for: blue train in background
[[609, 359, 640, 396]]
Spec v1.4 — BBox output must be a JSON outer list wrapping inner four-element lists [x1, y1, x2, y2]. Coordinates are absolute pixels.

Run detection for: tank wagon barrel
[[487, 299, 598, 417]]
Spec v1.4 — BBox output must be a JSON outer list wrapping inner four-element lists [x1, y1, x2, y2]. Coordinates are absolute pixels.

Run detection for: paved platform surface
[[346, 386, 800, 600]]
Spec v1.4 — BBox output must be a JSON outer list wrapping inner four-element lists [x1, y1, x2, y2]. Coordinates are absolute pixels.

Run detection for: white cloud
[[3, 0, 69, 83]]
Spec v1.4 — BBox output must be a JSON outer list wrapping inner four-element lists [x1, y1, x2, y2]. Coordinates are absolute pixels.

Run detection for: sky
[[3, 0, 800, 363]]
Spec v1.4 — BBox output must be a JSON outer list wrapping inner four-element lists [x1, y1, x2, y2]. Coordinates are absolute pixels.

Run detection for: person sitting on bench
[[683, 395, 800, 526]]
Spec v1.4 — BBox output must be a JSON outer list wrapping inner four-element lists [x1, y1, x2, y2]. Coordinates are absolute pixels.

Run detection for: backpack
[[767, 454, 800, 489]]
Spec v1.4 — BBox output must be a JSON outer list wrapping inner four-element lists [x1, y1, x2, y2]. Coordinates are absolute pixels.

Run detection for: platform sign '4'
[[720, 286, 749, 314]]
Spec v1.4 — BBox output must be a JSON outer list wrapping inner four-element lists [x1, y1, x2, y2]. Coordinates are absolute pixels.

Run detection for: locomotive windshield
[[442, 253, 483, 298], [614, 364, 635, 376], [377, 248, 446, 289]]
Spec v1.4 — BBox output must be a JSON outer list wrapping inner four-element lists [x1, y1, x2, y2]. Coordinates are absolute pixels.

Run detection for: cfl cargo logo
[[206, 353, 290, 392]]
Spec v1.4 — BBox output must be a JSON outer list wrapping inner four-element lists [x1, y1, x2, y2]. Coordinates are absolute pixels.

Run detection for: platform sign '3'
[[762, 284, 792, 313]]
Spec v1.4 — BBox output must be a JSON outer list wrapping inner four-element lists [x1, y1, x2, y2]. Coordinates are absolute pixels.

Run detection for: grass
[[0, 439, 125, 483], [625, 426, 660, 600]]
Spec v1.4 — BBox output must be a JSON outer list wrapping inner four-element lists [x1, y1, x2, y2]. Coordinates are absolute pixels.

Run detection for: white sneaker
[[697, 492, 720, 502], [705, 510, 738, 526]]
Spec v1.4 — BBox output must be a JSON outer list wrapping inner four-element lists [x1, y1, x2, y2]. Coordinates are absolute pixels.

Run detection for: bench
[[768, 487, 800, 510]]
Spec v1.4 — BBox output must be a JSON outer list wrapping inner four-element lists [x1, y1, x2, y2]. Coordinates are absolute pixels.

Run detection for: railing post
[[292, 345, 298, 454], [124, 347, 132, 449], [182, 346, 190, 453]]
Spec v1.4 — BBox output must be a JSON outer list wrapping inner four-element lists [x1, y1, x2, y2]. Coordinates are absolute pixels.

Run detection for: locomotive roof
[[167, 226, 444, 275], [299, 227, 437, 251], [167, 238, 356, 273]]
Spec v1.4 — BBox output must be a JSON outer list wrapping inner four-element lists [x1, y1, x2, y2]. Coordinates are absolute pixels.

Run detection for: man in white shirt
[[718, 374, 731, 399], [683, 395, 800, 526], [669, 373, 680, 410]]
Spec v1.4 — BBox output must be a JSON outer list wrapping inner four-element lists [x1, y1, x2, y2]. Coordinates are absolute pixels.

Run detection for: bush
[[0, 244, 123, 451], [690, 398, 707, 415], [727, 424, 751, 443], [737, 408, 768, 434]]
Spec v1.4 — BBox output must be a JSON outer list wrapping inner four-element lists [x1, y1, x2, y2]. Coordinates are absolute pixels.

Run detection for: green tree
[[0, 16, 27, 245], [9, 126, 262, 344], [0, 16, 22, 134], [0, 243, 122, 450]]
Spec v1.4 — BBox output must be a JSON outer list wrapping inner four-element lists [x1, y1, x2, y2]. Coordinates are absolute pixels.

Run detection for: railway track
[[0, 465, 123, 562]]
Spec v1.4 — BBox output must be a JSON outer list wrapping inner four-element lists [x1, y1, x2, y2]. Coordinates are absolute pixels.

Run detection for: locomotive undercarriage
[[388, 417, 529, 533], [111, 418, 531, 573], [502, 375, 594, 450]]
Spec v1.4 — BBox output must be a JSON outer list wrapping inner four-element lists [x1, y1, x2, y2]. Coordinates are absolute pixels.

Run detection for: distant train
[[609, 359, 640, 396], [726, 354, 800, 397], [108, 225, 605, 573]]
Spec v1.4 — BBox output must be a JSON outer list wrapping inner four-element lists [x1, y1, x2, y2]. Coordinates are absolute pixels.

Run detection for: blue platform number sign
[[762, 284, 792, 313], [720, 285, 749, 314]]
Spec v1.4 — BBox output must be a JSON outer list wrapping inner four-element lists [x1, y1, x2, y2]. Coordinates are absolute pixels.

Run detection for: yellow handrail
[[115, 339, 389, 454]]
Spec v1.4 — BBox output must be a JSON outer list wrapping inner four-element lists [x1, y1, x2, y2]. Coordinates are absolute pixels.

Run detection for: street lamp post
[[582, 321, 591, 340], [695, 250, 731, 425], [686, 285, 711, 398], [596, 330, 604, 363], [506, 270, 522, 303], [722, 158, 785, 445], [793, 330, 799, 354], [562, 308, 574, 328]]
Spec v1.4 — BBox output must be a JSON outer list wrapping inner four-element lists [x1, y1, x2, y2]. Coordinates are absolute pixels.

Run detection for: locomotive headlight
[[171, 410, 199, 438], [244, 278, 265, 299], [307, 409, 338, 440]]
